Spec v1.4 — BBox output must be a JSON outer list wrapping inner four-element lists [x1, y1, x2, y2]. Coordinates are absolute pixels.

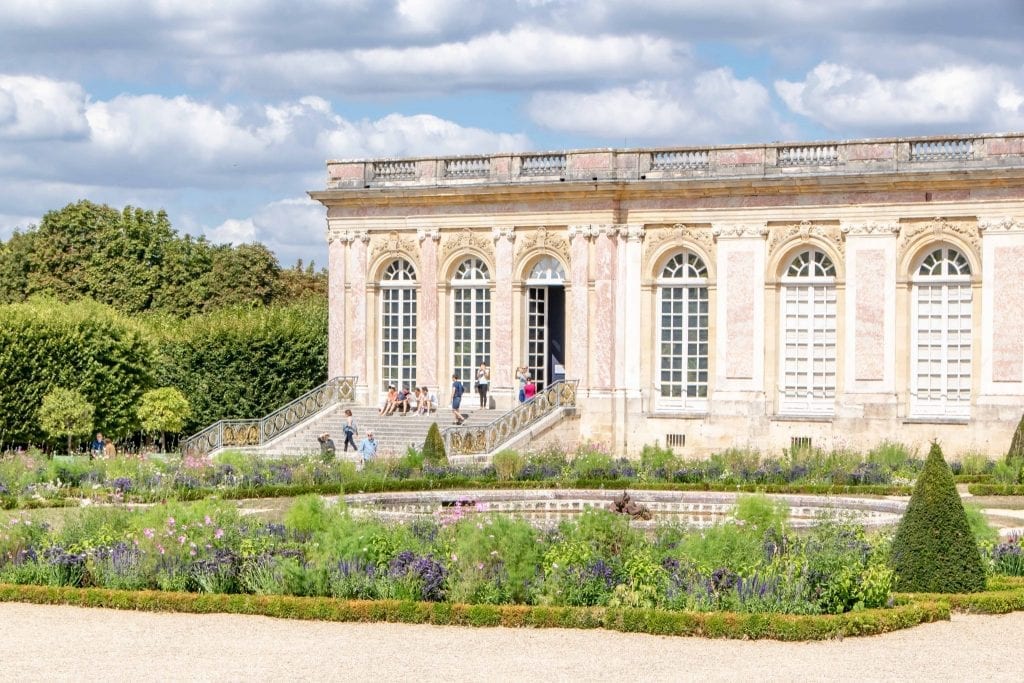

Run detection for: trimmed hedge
[[0, 583, 951, 641], [968, 484, 1024, 496], [890, 442, 986, 593]]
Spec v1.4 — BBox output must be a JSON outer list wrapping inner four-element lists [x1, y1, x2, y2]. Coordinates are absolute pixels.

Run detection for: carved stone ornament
[[491, 226, 515, 243], [416, 227, 441, 242], [370, 230, 418, 266], [567, 224, 600, 241], [978, 216, 1024, 233], [644, 223, 715, 263], [711, 223, 768, 240], [331, 229, 370, 244], [897, 217, 980, 259], [768, 220, 845, 258], [840, 220, 901, 237], [515, 225, 569, 261], [617, 224, 646, 242], [440, 227, 493, 262]]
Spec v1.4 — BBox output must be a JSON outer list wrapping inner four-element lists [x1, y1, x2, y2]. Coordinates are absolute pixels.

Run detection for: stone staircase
[[256, 404, 490, 458]]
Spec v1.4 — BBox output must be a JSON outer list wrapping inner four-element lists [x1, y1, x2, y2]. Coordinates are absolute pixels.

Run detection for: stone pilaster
[[327, 228, 348, 378], [980, 217, 1024, 395], [619, 224, 645, 394], [492, 227, 515, 406], [567, 225, 594, 391], [417, 228, 441, 388], [591, 225, 618, 390], [348, 231, 370, 398]]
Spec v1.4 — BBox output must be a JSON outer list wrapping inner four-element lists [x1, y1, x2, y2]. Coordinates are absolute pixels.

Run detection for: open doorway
[[525, 256, 567, 390]]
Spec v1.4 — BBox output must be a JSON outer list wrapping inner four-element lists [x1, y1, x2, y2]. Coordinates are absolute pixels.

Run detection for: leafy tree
[[422, 422, 448, 466], [38, 387, 94, 455], [890, 441, 986, 593], [0, 298, 155, 443], [277, 259, 328, 303], [137, 387, 192, 451]]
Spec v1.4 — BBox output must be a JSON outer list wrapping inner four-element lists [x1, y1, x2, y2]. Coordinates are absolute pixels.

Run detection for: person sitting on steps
[[379, 385, 398, 416], [395, 386, 411, 415]]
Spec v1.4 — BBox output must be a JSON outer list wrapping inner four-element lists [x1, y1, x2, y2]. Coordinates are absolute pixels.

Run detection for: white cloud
[[527, 69, 782, 143], [207, 197, 328, 268], [776, 62, 1024, 133], [0, 75, 89, 140]]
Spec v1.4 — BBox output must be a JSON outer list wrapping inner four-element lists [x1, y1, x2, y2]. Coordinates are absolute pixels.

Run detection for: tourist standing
[[524, 374, 536, 401], [476, 362, 490, 408], [358, 430, 377, 468], [342, 409, 358, 452], [451, 373, 466, 425], [516, 367, 528, 403]]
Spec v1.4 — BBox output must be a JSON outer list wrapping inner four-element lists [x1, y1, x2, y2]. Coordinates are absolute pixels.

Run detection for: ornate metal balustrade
[[182, 376, 357, 457], [443, 379, 579, 456]]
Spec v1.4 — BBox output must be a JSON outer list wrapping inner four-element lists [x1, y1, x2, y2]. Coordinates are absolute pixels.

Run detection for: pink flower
[[157, 544, 165, 555], [189, 550, 196, 557], [178, 535, 186, 545], [143, 528, 155, 539], [214, 528, 224, 540], [476, 562, 485, 570], [167, 517, 176, 527], [204, 515, 212, 526]]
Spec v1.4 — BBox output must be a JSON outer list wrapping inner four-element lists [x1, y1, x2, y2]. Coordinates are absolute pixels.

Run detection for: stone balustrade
[[324, 133, 1024, 189]]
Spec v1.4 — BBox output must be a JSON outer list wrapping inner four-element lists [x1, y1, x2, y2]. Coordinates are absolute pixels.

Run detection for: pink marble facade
[[493, 234, 514, 391], [724, 251, 754, 379], [591, 229, 617, 389], [569, 231, 590, 390], [854, 250, 885, 381], [349, 238, 368, 386], [418, 236, 439, 388], [992, 245, 1024, 382], [327, 237, 346, 378]]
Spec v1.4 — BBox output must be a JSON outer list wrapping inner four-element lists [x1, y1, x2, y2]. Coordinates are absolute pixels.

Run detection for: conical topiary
[[1007, 412, 1024, 462], [422, 422, 448, 466], [890, 440, 986, 593]]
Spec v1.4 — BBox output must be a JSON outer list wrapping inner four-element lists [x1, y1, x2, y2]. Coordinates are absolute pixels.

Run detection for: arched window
[[656, 251, 709, 411], [380, 259, 417, 391], [911, 247, 972, 417], [779, 248, 837, 415], [451, 257, 491, 384]]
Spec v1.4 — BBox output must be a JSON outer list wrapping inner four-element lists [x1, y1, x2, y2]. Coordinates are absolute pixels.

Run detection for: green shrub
[[640, 442, 679, 475], [447, 515, 541, 605], [492, 450, 525, 481], [734, 493, 789, 534], [890, 441, 986, 593], [867, 440, 917, 471], [284, 494, 335, 536], [963, 503, 998, 545], [421, 423, 447, 466], [959, 451, 991, 476]]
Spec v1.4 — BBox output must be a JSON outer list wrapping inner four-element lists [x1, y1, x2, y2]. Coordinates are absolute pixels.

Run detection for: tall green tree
[[38, 387, 94, 455], [137, 387, 191, 451]]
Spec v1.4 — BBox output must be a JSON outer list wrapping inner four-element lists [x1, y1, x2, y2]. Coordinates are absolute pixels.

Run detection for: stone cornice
[[840, 220, 901, 236], [979, 216, 1024, 233]]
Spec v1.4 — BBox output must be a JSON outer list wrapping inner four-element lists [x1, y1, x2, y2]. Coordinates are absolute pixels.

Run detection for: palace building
[[309, 133, 1024, 457]]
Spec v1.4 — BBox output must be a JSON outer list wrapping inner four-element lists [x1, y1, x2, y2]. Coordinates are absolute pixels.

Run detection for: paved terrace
[[320, 133, 1024, 191]]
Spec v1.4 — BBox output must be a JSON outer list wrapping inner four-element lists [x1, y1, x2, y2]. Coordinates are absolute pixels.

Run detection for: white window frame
[[451, 258, 491, 385], [910, 247, 972, 418], [778, 249, 837, 416], [655, 251, 709, 413], [379, 259, 417, 395]]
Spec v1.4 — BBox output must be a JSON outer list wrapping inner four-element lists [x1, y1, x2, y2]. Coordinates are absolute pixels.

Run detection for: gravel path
[[0, 603, 1020, 682]]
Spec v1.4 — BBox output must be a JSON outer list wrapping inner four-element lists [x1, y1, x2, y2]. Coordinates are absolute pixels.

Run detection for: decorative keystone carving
[[515, 225, 569, 262], [644, 223, 715, 264], [441, 227, 493, 262], [370, 230, 418, 266], [768, 220, 845, 258], [898, 216, 980, 260]]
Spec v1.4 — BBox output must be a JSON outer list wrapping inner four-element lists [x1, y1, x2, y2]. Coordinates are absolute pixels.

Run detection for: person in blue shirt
[[358, 430, 377, 469], [451, 373, 466, 425]]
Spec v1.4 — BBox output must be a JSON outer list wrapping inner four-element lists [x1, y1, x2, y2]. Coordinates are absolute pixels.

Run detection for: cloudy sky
[[1, 0, 1022, 268]]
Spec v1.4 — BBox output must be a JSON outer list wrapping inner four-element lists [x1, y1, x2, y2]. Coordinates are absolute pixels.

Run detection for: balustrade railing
[[182, 376, 357, 457], [372, 161, 417, 180], [777, 145, 839, 166], [443, 379, 579, 456], [520, 154, 567, 176], [650, 150, 709, 170], [910, 139, 973, 162], [444, 157, 490, 178]]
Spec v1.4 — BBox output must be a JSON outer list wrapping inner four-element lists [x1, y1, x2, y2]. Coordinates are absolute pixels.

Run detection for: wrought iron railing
[[181, 376, 357, 456], [443, 379, 579, 456]]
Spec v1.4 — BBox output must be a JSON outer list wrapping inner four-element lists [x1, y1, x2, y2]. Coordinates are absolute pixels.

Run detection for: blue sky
[[1, 0, 1022, 269]]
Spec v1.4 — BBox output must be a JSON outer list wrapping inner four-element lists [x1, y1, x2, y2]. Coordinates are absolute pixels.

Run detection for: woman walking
[[342, 408, 358, 452], [476, 362, 490, 408]]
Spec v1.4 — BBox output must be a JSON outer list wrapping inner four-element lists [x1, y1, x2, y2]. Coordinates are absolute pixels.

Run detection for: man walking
[[451, 373, 466, 425], [358, 429, 378, 469]]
